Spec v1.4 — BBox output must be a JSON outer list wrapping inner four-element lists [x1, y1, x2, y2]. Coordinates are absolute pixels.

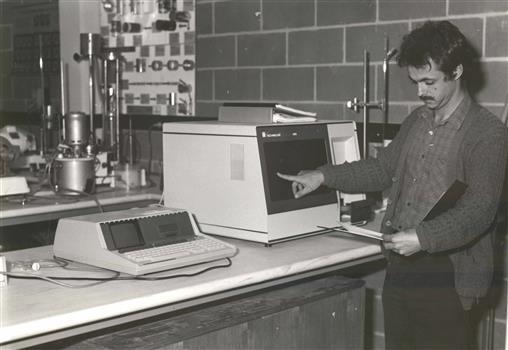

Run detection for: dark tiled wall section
[[195, 0, 508, 125], [195, 1, 508, 349]]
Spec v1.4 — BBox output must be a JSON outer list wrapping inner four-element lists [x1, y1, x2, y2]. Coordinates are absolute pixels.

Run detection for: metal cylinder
[[52, 157, 96, 194], [65, 112, 89, 146], [122, 22, 141, 33]]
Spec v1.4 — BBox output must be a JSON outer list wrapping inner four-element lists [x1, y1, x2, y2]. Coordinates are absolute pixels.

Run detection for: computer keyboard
[[123, 236, 232, 265]]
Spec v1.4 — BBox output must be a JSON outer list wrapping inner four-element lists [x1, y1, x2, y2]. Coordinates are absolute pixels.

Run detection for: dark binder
[[423, 180, 468, 221]]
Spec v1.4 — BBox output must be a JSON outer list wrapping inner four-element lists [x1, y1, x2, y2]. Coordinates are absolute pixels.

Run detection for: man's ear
[[452, 64, 464, 80]]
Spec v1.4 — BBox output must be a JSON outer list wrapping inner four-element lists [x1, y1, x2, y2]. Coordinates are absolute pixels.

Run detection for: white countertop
[[0, 187, 161, 225], [0, 231, 383, 346]]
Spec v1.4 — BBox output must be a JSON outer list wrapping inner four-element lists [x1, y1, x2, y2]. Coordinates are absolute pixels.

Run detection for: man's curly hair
[[397, 21, 477, 83]]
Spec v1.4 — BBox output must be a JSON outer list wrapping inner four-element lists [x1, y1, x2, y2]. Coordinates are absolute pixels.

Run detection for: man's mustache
[[420, 96, 434, 101]]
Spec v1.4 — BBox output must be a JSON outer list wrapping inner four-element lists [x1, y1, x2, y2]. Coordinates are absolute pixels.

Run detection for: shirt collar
[[419, 93, 471, 130]]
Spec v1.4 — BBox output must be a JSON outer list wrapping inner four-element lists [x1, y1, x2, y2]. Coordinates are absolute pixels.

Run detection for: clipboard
[[423, 180, 468, 221]]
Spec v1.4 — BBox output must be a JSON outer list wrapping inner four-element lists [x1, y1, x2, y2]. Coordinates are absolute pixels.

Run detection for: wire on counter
[[1, 258, 233, 288]]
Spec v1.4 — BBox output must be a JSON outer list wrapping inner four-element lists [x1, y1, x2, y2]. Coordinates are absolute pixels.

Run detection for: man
[[278, 20, 508, 349]]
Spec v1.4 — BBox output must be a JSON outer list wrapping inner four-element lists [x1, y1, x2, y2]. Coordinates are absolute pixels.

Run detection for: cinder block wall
[[195, 0, 508, 349], [195, 0, 507, 123]]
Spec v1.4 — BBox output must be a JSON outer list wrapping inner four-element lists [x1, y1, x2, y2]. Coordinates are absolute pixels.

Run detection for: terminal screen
[[257, 124, 337, 215], [264, 139, 331, 201]]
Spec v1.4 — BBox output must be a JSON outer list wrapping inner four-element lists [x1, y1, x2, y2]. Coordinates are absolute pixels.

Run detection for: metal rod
[[38, 34, 47, 155], [115, 56, 121, 162], [88, 55, 95, 145], [102, 57, 108, 149], [60, 61, 66, 117], [109, 88, 115, 154], [39, 35, 45, 111], [107, 53, 116, 155], [128, 116, 133, 165], [382, 37, 389, 142], [363, 50, 369, 159], [59, 60, 66, 145]]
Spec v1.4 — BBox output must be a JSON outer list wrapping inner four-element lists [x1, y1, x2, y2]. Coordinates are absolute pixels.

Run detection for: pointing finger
[[277, 172, 297, 182]]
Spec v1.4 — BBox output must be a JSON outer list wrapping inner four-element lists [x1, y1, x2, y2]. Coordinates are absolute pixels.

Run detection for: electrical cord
[[1, 258, 233, 288], [1, 271, 118, 288], [133, 258, 232, 280]]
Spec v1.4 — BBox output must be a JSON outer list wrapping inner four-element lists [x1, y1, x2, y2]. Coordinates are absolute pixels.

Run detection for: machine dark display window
[[257, 124, 337, 215], [153, 218, 192, 243], [109, 221, 145, 250], [101, 212, 197, 252]]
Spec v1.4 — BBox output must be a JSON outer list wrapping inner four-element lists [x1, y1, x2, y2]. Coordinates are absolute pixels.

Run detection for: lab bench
[[0, 229, 383, 349]]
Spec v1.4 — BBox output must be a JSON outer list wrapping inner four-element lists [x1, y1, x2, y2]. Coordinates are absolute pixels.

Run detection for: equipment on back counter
[[49, 111, 97, 195], [71, 33, 139, 187], [0, 126, 37, 155], [48, 106, 139, 192], [0, 125, 47, 172]]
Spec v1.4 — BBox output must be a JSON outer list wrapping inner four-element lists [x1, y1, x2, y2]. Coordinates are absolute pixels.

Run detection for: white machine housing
[[53, 206, 237, 275], [163, 120, 364, 244]]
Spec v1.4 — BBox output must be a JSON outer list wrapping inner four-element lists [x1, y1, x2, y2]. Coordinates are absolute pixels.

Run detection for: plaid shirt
[[391, 95, 470, 231]]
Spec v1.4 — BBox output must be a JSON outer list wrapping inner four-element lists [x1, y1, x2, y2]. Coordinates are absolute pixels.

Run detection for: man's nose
[[417, 83, 426, 97]]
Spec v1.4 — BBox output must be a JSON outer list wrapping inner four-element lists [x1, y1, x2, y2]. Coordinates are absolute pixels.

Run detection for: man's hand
[[382, 228, 422, 256], [277, 170, 325, 199]]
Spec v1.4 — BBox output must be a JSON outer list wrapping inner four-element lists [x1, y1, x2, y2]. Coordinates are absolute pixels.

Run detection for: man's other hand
[[277, 170, 325, 199], [382, 228, 422, 256]]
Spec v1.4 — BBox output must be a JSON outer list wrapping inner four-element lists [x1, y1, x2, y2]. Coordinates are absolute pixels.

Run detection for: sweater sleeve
[[318, 157, 392, 193], [417, 118, 508, 253]]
